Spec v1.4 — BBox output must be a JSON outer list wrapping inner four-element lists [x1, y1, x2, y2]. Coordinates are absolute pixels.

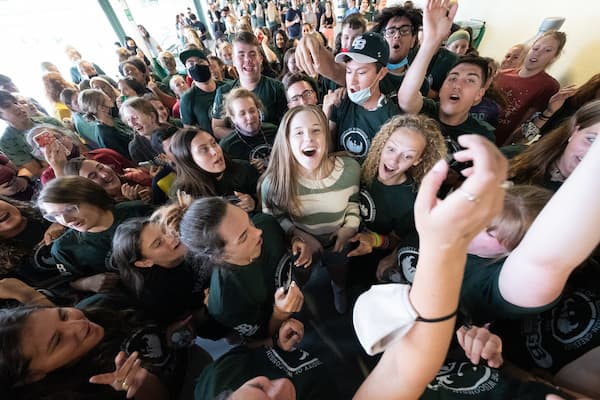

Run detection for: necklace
[[234, 127, 272, 158]]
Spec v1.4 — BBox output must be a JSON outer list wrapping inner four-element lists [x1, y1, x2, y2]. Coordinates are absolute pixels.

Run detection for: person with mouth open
[[397, 1, 495, 168], [37, 176, 153, 294], [327, 31, 401, 162], [169, 128, 260, 212], [211, 31, 287, 139], [495, 31, 566, 146], [295, 6, 459, 99], [260, 105, 361, 314]]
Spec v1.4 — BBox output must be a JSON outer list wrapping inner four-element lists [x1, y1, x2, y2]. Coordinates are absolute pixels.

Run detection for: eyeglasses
[[42, 204, 80, 223], [289, 89, 316, 104], [383, 25, 413, 38]]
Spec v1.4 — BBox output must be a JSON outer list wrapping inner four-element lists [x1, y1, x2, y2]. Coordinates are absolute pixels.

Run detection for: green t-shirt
[[194, 345, 337, 399], [207, 213, 286, 338], [460, 254, 559, 324], [330, 95, 400, 162], [211, 76, 288, 126], [0, 116, 62, 166], [360, 178, 417, 237], [95, 119, 133, 160], [179, 81, 225, 135], [219, 122, 277, 163], [421, 98, 496, 143], [73, 112, 99, 149], [379, 72, 429, 97], [51, 201, 153, 279], [408, 46, 459, 93]]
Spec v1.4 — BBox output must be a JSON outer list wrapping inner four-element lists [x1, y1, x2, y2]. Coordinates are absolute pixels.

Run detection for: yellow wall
[[416, 0, 600, 86]]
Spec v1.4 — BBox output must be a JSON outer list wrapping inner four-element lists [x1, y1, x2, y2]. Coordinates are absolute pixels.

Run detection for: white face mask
[[347, 85, 372, 106], [347, 71, 380, 106]]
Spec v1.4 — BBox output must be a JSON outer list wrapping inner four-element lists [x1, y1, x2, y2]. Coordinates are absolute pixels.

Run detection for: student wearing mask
[[179, 46, 225, 135], [328, 32, 401, 161]]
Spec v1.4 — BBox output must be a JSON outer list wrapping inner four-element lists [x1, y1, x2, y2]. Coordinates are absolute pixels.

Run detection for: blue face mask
[[347, 86, 372, 106], [387, 58, 408, 71], [347, 73, 379, 106]]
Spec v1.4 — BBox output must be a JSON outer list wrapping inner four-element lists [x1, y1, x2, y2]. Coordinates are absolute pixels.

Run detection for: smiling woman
[[36, 176, 153, 293], [0, 305, 183, 400]]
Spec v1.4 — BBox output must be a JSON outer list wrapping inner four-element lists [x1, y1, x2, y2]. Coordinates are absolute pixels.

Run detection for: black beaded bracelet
[[415, 309, 458, 323]]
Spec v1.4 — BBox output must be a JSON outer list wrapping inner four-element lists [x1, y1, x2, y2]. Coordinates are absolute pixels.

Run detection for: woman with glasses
[[37, 176, 153, 294], [78, 89, 134, 160]]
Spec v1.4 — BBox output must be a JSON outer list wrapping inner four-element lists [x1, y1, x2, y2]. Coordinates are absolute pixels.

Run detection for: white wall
[[413, 0, 600, 86]]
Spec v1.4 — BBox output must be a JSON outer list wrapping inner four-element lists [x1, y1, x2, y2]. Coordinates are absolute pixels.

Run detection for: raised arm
[[354, 133, 507, 400], [499, 131, 600, 308], [397, 0, 456, 113], [295, 32, 346, 86]]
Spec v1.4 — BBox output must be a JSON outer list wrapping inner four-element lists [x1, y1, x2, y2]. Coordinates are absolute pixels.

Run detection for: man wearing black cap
[[179, 45, 225, 135], [328, 32, 401, 161]]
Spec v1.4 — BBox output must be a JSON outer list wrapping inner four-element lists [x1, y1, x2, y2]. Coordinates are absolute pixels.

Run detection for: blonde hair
[[223, 88, 264, 122], [489, 185, 552, 251], [361, 114, 447, 187], [78, 89, 110, 120], [262, 105, 332, 217]]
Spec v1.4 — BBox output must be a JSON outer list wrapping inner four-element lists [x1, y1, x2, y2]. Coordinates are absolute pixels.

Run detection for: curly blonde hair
[[361, 114, 447, 187]]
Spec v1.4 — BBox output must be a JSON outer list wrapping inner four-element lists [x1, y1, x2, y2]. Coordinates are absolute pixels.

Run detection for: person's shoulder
[[260, 75, 285, 90], [218, 131, 237, 147], [337, 155, 361, 171], [33, 116, 63, 127], [262, 122, 278, 137]]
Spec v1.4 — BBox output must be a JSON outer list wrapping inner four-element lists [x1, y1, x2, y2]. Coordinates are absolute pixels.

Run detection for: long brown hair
[[170, 128, 226, 198], [261, 105, 332, 217], [509, 99, 600, 185]]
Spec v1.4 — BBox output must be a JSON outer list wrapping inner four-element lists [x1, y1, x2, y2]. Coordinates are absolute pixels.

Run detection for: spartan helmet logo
[[550, 290, 599, 346], [352, 37, 367, 50], [359, 188, 376, 222]]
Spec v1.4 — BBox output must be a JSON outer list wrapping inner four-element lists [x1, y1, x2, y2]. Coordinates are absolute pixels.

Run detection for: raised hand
[[89, 351, 148, 399]]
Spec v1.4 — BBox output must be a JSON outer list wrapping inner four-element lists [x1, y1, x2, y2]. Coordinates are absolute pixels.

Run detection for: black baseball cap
[[334, 32, 390, 65]]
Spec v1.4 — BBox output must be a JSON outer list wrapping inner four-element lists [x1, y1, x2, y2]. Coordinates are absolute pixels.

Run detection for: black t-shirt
[[215, 158, 260, 198], [128, 134, 159, 164], [219, 123, 277, 163], [460, 254, 559, 325], [330, 95, 401, 162], [194, 345, 337, 399], [360, 178, 416, 236], [497, 262, 600, 374], [422, 352, 563, 399], [137, 260, 207, 324]]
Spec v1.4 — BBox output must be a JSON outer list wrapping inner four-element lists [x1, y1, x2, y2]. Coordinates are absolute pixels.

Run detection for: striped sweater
[[261, 156, 361, 245]]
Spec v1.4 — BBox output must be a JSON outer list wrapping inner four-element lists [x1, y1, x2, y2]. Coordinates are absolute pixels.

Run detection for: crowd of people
[[0, 0, 599, 398]]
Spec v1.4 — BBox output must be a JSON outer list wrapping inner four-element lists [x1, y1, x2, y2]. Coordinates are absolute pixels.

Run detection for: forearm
[[261, 43, 279, 63], [151, 88, 176, 110], [502, 137, 600, 305], [211, 118, 233, 139], [397, 41, 439, 113], [268, 307, 291, 336], [355, 245, 467, 400]]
